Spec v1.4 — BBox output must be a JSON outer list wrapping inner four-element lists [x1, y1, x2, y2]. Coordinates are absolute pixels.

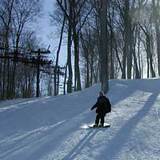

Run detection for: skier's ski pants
[[95, 113, 106, 125]]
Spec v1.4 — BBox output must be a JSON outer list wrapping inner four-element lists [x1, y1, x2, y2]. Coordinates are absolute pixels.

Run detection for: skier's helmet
[[99, 91, 104, 96]]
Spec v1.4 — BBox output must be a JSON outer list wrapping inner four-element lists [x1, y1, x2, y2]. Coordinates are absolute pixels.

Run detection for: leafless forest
[[0, 0, 159, 99]]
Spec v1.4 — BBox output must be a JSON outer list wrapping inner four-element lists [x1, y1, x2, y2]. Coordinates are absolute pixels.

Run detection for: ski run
[[0, 79, 160, 160]]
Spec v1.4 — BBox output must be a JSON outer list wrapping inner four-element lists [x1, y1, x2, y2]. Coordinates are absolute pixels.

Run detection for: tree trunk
[[54, 16, 65, 96], [124, 0, 132, 79], [36, 50, 40, 97], [74, 33, 81, 91], [86, 55, 90, 88], [146, 34, 156, 78], [99, 0, 109, 93], [152, 0, 160, 76], [67, 19, 73, 93], [110, 26, 114, 79], [63, 64, 67, 95]]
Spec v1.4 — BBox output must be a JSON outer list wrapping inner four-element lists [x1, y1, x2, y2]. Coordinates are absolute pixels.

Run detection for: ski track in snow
[[0, 79, 160, 160]]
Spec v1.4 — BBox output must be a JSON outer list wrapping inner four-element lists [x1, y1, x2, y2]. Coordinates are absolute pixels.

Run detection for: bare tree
[[0, 0, 42, 99], [54, 16, 66, 96], [0, 0, 15, 99], [152, 0, 160, 76], [100, 0, 109, 93], [10, 0, 40, 98]]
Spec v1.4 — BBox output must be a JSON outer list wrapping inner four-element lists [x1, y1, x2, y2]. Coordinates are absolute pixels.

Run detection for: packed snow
[[0, 79, 160, 160]]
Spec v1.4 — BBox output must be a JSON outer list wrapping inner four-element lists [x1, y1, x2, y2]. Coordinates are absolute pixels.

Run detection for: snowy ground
[[0, 79, 160, 160]]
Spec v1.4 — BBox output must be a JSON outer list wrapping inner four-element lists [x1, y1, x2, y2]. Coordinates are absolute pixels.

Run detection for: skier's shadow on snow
[[99, 91, 159, 160]]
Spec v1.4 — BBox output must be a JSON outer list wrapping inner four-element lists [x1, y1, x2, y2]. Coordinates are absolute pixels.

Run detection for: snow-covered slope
[[0, 79, 160, 160]]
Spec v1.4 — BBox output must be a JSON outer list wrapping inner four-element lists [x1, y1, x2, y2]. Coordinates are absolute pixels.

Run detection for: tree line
[[52, 0, 160, 94], [1, 0, 160, 100], [0, 0, 54, 99]]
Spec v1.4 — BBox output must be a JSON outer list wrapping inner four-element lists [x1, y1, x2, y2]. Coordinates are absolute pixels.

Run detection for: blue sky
[[35, 0, 67, 65], [35, 0, 53, 46]]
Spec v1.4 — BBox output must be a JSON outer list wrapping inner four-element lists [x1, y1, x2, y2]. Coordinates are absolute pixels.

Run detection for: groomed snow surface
[[0, 79, 160, 160]]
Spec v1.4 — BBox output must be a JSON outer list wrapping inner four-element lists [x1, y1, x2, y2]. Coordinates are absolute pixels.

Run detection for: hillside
[[0, 79, 160, 160]]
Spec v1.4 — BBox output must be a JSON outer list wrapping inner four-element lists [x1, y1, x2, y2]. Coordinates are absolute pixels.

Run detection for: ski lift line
[[31, 49, 50, 54], [0, 47, 66, 97], [0, 53, 53, 65], [0, 46, 51, 55], [0, 48, 65, 70]]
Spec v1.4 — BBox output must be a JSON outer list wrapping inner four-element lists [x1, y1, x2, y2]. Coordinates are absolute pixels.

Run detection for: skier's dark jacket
[[91, 96, 111, 114]]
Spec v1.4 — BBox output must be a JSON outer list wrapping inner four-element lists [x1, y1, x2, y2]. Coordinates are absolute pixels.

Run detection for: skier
[[91, 91, 111, 127]]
